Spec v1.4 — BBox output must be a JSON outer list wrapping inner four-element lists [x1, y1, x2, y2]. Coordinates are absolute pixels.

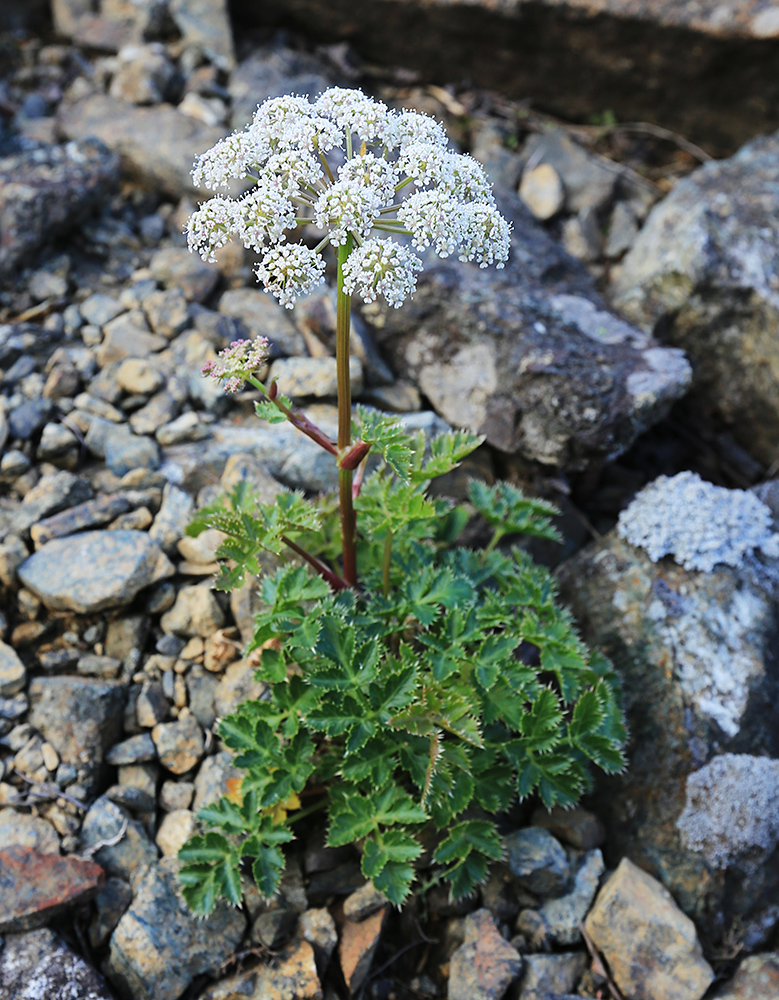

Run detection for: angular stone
[[585, 858, 714, 1000], [0, 139, 119, 276], [0, 927, 114, 999], [214, 659, 266, 718], [715, 953, 779, 999], [116, 357, 166, 395], [531, 806, 605, 850], [80, 797, 157, 882], [30, 494, 133, 547], [538, 849, 604, 945], [152, 716, 205, 774], [169, 0, 235, 72], [339, 905, 387, 995], [0, 845, 104, 932], [0, 642, 26, 697], [612, 131, 779, 465], [343, 882, 388, 923], [518, 952, 588, 1000], [150, 246, 220, 303], [519, 162, 565, 220], [161, 583, 226, 638], [300, 906, 338, 964], [89, 876, 134, 949], [269, 356, 363, 399], [19, 530, 173, 613], [96, 322, 166, 367], [106, 857, 246, 1000], [28, 676, 125, 796], [448, 908, 523, 1000], [505, 827, 570, 897], [106, 733, 157, 766], [199, 939, 321, 1000], [155, 809, 196, 857], [192, 751, 241, 812], [149, 484, 195, 555], [10, 470, 94, 537], [0, 809, 59, 854], [59, 95, 229, 199], [80, 293, 125, 327]]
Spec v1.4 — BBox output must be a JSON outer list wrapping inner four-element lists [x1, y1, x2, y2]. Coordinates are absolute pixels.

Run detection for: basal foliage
[[179, 418, 625, 913]]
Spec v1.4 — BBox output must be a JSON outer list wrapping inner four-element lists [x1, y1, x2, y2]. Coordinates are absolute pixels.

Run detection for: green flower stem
[[337, 235, 358, 587], [382, 528, 393, 597]]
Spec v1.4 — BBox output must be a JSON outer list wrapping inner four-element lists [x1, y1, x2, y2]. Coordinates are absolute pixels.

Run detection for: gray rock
[[612, 130, 779, 465], [97, 318, 167, 367], [0, 927, 114, 1000], [0, 809, 59, 854], [109, 43, 175, 105], [106, 733, 157, 766], [0, 643, 26, 697], [185, 667, 218, 729], [161, 583, 225, 638], [523, 130, 617, 214], [8, 398, 53, 440], [169, 0, 235, 72], [80, 796, 157, 881], [449, 908, 523, 1000], [151, 716, 205, 774], [214, 659, 265, 718], [229, 45, 337, 129], [36, 422, 80, 462], [59, 95, 229, 199], [605, 199, 640, 259], [10, 470, 93, 537], [192, 750, 241, 813], [19, 530, 173, 613], [518, 953, 588, 1000], [142, 287, 190, 338], [106, 857, 246, 1000], [28, 676, 125, 796], [557, 509, 779, 943], [150, 247, 220, 303], [538, 849, 605, 945], [367, 194, 691, 471], [79, 293, 125, 327], [89, 876, 133, 949], [156, 411, 210, 446], [129, 391, 181, 437], [505, 827, 570, 897], [30, 494, 133, 547], [219, 287, 306, 357], [115, 357, 166, 395], [269, 356, 363, 399], [149, 484, 195, 555], [0, 139, 119, 276]]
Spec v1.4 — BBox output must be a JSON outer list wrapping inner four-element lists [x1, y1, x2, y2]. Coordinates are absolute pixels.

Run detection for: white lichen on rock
[[617, 471, 779, 572], [677, 754, 779, 868]]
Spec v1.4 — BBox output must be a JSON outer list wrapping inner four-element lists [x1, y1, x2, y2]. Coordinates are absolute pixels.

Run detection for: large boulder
[[58, 95, 227, 198], [557, 473, 779, 946], [367, 192, 691, 472], [612, 131, 779, 467], [0, 139, 119, 276], [233, 0, 779, 150]]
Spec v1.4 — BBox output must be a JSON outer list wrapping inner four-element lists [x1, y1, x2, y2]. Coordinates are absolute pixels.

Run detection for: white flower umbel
[[255, 243, 327, 309], [187, 85, 510, 308], [342, 239, 424, 308]]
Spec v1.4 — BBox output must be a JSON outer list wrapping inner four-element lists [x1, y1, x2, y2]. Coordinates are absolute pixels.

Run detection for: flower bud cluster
[[188, 87, 511, 308], [201, 338, 270, 393]]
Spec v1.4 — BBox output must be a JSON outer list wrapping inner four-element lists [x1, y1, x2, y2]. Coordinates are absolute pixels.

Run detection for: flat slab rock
[[18, 529, 174, 613], [58, 94, 228, 198], [0, 845, 104, 933], [0, 137, 119, 276], [367, 192, 690, 472], [0, 927, 114, 1000]]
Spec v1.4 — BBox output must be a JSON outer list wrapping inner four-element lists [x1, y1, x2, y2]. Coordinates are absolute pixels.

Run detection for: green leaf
[[178, 832, 242, 914], [255, 391, 294, 424], [469, 480, 560, 543], [410, 430, 484, 482], [520, 687, 563, 752], [372, 859, 415, 906], [355, 406, 413, 480]]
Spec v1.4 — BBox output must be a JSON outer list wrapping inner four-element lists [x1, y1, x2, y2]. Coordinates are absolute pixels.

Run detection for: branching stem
[[337, 236, 358, 586]]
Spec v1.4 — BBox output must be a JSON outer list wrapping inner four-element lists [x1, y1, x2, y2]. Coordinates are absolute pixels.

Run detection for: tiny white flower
[[186, 195, 239, 262], [397, 189, 464, 258], [255, 243, 327, 308], [458, 203, 512, 268], [443, 153, 495, 206], [342, 238, 423, 308], [314, 179, 378, 246], [191, 129, 259, 190], [315, 87, 390, 144], [236, 180, 296, 251], [265, 149, 324, 196], [385, 110, 448, 151], [398, 141, 452, 188], [339, 152, 398, 204]]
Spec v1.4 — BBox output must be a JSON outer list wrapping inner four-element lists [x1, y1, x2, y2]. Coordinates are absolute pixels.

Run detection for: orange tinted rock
[[339, 905, 387, 995], [0, 845, 104, 932]]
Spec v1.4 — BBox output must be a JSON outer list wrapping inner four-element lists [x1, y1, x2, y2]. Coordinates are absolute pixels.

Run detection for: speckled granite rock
[[106, 857, 246, 1000], [0, 927, 114, 1000], [0, 138, 119, 275], [557, 483, 779, 944], [612, 131, 779, 465]]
